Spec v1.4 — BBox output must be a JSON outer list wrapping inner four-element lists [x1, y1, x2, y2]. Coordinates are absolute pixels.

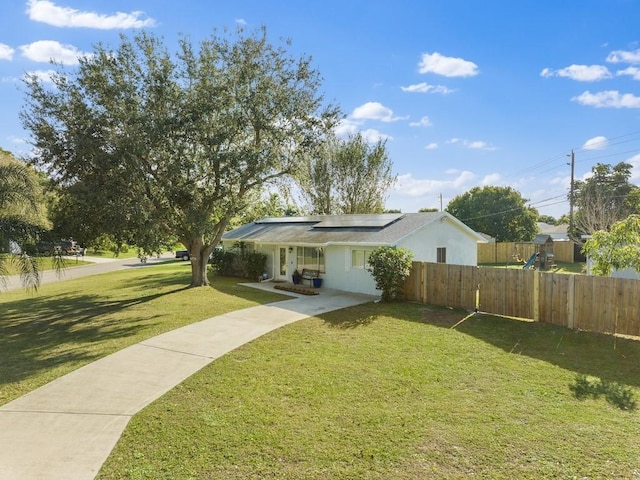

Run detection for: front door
[[277, 246, 288, 281]]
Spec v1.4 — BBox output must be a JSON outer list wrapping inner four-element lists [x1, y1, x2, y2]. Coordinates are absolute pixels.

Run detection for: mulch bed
[[274, 285, 319, 295]]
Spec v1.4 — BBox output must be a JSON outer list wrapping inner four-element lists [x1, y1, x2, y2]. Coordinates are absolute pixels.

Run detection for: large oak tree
[[22, 28, 339, 287]]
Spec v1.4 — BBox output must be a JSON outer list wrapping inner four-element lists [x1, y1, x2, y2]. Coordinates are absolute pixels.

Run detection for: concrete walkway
[[0, 284, 374, 480]]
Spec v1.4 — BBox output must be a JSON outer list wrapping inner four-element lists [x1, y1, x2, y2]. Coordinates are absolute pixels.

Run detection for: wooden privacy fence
[[404, 262, 640, 338], [478, 241, 575, 264]]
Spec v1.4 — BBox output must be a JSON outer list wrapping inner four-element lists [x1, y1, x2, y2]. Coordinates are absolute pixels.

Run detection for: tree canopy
[[296, 133, 396, 214], [572, 162, 640, 238], [446, 186, 538, 241], [582, 214, 640, 276], [21, 27, 340, 287]]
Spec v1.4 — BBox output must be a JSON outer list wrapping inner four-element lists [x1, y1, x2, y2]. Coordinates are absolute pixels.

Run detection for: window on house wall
[[351, 249, 372, 269], [437, 247, 446, 263], [296, 246, 325, 273]]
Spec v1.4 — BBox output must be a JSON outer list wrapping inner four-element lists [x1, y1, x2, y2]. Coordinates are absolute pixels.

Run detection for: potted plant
[[292, 269, 302, 285]]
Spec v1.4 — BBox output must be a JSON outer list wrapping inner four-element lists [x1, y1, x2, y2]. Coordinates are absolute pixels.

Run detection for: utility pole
[[439, 193, 443, 212], [568, 149, 575, 239]]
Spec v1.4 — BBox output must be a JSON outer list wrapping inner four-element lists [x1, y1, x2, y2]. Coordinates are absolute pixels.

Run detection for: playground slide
[[523, 252, 537, 269]]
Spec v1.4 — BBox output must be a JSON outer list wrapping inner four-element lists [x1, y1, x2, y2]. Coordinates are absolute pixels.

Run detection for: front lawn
[[2, 263, 638, 478], [0, 254, 91, 275], [0, 263, 287, 405], [98, 303, 640, 479]]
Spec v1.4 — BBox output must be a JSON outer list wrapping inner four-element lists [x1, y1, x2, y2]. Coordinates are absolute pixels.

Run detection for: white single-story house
[[222, 212, 487, 296]]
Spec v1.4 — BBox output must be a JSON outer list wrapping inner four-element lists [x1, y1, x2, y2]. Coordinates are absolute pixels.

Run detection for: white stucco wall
[[397, 216, 479, 265], [322, 245, 380, 296]]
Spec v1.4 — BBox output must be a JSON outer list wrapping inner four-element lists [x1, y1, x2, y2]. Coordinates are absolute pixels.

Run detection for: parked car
[[175, 250, 190, 261], [59, 240, 79, 255]]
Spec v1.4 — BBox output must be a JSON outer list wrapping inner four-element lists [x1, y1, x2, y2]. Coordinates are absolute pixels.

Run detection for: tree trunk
[[188, 238, 210, 287], [190, 254, 209, 287]]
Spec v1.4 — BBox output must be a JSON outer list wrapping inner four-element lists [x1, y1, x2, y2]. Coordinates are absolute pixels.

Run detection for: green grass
[[2, 264, 639, 478], [0, 263, 287, 404], [480, 261, 586, 274], [0, 254, 91, 275], [98, 304, 640, 479]]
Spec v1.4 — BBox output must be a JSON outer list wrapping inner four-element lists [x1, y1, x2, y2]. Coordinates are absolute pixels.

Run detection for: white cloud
[[582, 136, 608, 150], [8, 135, 27, 145], [334, 119, 391, 143], [424, 142, 438, 150], [466, 140, 497, 151], [445, 138, 496, 150], [409, 116, 432, 127], [606, 48, 640, 64], [481, 173, 502, 185], [20, 40, 90, 65], [24, 69, 57, 83], [334, 118, 359, 138], [627, 153, 640, 182], [400, 82, 454, 94], [0, 43, 15, 60], [235, 18, 248, 26], [351, 101, 405, 122], [418, 52, 478, 77], [572, 90, 640, 108], [393, 170, 477, 198], [540, 64, 611, 81], [360, 128, 392, 143], [616, 67, 640, 80], [26, 0, 155, 29]]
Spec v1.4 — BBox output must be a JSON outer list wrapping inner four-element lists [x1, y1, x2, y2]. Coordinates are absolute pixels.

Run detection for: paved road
[[2, 253, 177, 292], [0, 262, 375, 479]]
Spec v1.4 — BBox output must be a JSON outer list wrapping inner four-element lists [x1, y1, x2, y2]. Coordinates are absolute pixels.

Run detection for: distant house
[[537, 222, 570, 241], [222, 212, 487, 296]]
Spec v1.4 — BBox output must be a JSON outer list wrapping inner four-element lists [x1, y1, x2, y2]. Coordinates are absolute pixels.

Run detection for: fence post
[[533, 270, 540, 322], [567, 274, 575, 329]]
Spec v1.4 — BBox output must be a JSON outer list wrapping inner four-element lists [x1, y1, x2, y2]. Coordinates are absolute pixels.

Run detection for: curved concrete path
[[0, 283, 374, 480]]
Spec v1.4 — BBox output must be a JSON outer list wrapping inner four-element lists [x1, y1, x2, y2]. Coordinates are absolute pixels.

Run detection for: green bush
[[209, 249, 237, 276], [242, 251, 267, 280], [367, 246, 413, 302]]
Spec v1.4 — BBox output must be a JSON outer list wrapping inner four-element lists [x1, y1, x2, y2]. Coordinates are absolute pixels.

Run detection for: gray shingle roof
[[223, 212, 485, 246]]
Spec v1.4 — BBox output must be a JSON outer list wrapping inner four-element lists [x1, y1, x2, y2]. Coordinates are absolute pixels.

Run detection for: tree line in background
[[3, 27, 640, 290]]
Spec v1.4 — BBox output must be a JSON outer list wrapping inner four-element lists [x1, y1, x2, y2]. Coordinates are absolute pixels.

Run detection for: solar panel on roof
[[313, 214, 404, 228]]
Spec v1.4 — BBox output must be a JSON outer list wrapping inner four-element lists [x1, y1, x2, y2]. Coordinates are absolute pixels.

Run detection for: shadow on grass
[[0, 285, 186, 388], [321, 301, 414, 330], [420, 308, 640, 390], [569, 374, 637, 410]]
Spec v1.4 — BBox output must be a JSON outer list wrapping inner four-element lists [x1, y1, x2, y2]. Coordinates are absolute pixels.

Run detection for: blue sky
[[2, 1, 640, 218]]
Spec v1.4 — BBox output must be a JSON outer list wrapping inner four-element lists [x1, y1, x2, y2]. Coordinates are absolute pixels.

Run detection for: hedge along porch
[[221, 213, 487, 296]]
